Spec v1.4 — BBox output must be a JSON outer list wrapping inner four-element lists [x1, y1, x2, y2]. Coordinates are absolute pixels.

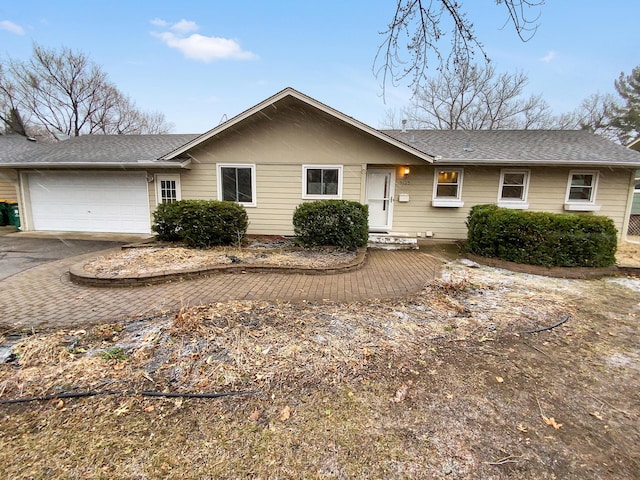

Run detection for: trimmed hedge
[[466, 204, 617, 267], [293, 200, 369, 249], [152, 200, 248, 248]]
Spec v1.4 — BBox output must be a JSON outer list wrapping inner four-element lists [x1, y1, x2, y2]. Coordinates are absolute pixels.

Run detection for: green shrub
[[152, 200, 248, 248], [293, 200, 369, 249], [466, 204, 617, 267], [152, 201, 183, 241]]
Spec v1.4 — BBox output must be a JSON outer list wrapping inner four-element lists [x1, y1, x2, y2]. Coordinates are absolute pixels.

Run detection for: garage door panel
[[28, 172, 150, 234]]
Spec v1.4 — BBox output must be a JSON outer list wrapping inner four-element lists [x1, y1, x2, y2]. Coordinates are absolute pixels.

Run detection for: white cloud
[[150, 18, 169, 27], [0, 20, 25, 35], [540, 51, 557, 63], [152, 24, 257, 62], [171, 19, 198, 34]]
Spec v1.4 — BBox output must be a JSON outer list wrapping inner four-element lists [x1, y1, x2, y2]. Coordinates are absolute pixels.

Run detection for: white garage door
[[28, 171, 151, 233]]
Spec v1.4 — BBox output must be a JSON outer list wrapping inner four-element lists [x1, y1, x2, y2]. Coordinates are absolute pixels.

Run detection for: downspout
[[18, 170, 31, 231], [621, 169, 636, 242]]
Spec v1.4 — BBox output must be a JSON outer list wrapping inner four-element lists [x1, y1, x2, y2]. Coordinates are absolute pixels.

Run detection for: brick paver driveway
[[0, 234, 126, 281], [0, 248, 441, 332]]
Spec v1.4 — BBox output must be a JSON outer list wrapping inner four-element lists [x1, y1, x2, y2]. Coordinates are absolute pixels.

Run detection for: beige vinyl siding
[[592, 169, 635, 233], [179, 103, 421, 235], [156, 163, 633, 240], [0, 170, 18, 202], [391, 166, 634, 239], [526, 167, 632, 234], [153, 100, 634, 239]]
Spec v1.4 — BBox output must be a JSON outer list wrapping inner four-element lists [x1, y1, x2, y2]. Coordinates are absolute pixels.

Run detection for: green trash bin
[[7, 203, 20, 229], [0, 202, 8, 226]]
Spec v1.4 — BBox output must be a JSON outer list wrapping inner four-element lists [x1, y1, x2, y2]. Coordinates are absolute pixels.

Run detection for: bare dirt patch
[[617, 240, 640, 266], [1, 260, 639, 479]]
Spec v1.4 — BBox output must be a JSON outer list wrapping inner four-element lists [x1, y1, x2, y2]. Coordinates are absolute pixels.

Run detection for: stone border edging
[[69, 248, 368, 287], [465, 253, 638, 279]]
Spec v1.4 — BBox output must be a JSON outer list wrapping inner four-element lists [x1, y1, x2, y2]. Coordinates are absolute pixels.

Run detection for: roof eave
[[0, 159, 191, 169], [160, 87, 434, 163], [433, 158, 640, 168]]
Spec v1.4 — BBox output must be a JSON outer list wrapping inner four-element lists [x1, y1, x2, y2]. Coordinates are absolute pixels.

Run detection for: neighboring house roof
[[160, 87, 435, 163], [383, 129, 640, 167], [0, 134, 198, 168]]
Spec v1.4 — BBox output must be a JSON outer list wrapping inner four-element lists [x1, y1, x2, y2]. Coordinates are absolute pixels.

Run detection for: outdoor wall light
[[402, 166, 411, 177]]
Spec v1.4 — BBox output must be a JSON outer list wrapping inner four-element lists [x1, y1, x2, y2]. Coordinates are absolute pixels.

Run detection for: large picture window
[[217, 164, 256, 207], [302, 165, 343, 199], [498, 170, 529, 208], [564, 170, 600, 211], [432, 169, 464, 207]]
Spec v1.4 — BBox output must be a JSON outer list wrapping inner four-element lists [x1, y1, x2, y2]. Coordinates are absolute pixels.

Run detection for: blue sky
[[1, 1, 638, 133]]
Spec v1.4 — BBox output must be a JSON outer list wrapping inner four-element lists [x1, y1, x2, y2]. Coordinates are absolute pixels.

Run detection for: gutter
[[0, 159, 192, 169], [432, 158, 640, 168]]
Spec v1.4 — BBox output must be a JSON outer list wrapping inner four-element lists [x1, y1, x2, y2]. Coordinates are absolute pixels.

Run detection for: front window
[[302, 165, 342, 199], [567, 172, 597, 202], [156, 174, 181, 204], [217, 164, 256, 206], [498, 170, 529, 208], [432, 169, 464, 207], [564, 171, 600, 211]]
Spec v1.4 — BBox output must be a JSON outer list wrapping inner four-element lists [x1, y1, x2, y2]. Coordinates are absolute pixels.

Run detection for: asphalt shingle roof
[[0, 134, 51, 163], [2, 129, 639, 169], [382, 129, 640, 166], [0, 134, 198, 167]]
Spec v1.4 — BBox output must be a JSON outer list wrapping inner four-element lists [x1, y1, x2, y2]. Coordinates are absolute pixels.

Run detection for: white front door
[[366, 169, 395, 232]]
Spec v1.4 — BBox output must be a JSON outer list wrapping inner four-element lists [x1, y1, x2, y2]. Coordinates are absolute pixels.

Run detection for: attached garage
[[26, 171, 151, 234]]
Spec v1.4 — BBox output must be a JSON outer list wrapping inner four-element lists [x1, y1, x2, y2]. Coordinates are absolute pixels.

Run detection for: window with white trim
[[302, 165, 343, 199], [432, 169, 464, 207], [217, 164, 256, 207], [498, 170, 529, 208], [564, 170, 600, 211], [156, 174, 181, 204]]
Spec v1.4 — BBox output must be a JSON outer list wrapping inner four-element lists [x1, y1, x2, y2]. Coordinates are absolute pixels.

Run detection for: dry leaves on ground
[[82, 245, 358, 277]]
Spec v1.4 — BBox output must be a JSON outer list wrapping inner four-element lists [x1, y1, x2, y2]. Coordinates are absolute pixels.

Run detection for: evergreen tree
[[611, 65, 640, 144]]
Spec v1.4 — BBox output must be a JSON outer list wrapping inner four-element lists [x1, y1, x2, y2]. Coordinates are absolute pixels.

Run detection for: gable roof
[[160, 87, 434, 163], [382, 129, 640, 167], [0, 134, 198, 168], [2, 89, 640, 170]]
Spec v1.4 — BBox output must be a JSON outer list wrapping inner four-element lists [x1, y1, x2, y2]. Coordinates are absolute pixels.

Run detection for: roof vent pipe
[[401, 119, 407, 133]]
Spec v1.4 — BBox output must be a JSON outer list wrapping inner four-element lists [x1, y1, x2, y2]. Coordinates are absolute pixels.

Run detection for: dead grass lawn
[[617, 240, 640, 266], [1, 260, 639, 479]]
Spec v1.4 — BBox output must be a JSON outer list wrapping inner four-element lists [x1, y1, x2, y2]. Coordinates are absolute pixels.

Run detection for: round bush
[[293, 200, 369, 249], [152, 200, 248, 248]]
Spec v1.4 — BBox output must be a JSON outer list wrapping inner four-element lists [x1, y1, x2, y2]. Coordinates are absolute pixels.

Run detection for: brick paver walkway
[[0, 249, 441, 331]]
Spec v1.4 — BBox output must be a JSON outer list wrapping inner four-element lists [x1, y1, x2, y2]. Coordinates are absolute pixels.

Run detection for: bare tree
[[0, 64, 23, 134], [567, 93, 620, 142], [392, 63, 555, 130], [89, 84, 174, 135], [374, 0, 544, 95], [5, 44, 172, 139]]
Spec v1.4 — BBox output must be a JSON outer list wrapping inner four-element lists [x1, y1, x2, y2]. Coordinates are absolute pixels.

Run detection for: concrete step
[[368, 233, 419, 250]]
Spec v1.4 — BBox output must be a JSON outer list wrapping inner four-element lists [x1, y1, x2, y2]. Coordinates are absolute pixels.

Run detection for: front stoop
[[368, 233, 419, 250]]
